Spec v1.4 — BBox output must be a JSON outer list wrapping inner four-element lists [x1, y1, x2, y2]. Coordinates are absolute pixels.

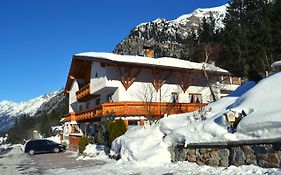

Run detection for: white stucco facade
[[68, 62, 221, 113], [66, 53, 238, 114], [69, 80, 79, 112]]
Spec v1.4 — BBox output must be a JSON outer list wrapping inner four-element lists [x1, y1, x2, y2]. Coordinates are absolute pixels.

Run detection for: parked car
[[24, 139, 66, 155]]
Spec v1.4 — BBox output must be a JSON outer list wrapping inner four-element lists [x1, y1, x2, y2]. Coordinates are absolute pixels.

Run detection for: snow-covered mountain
[[114, 4, 227, 58], [0, 90, 65, 132], [173, 4, 227, 30]]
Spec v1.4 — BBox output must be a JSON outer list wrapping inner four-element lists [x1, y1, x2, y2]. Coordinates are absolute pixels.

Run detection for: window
[[96, 97, 101, 105], [171, 92, 179, 103], [74, 124, 81, 133], [86, 102, 91, 109], [106, 93, 114, 102], [189, 93, 202, 103], [78, 104, 84, 111]]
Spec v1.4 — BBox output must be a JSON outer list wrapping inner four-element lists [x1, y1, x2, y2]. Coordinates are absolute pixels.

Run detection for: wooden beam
[[118, 66, 141, 90], [69, 75, 75, 80], [177, 71, 197, 92], [151, 70, 172, 91]]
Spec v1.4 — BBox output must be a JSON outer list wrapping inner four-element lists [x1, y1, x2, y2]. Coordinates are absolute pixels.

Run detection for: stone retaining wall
[[170, 138, 281, 168]]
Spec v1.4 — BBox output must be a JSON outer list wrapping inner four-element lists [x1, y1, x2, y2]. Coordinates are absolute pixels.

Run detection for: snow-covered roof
[[74, 52, 228, 73], [65, 52, 229, 92]]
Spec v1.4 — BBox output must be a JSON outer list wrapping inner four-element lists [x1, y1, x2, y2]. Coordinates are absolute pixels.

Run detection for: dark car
[[24, 139, 66, 155]]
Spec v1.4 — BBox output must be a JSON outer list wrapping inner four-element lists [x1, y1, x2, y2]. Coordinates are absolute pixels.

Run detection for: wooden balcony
[[65, 102, 207, 122], [76, 84, 94, 102]]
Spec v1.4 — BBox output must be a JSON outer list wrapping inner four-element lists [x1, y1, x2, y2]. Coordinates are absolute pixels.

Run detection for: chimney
[[143, 45, 154, 58]]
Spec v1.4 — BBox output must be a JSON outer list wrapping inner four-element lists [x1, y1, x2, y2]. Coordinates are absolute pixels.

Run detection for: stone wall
[[170, 138, 281, 168]]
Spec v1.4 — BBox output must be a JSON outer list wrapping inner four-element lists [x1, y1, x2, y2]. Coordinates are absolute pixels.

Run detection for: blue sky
[[0, 0, 229, 102]]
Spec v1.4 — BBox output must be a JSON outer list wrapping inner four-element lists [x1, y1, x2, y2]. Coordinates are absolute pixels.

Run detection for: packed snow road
[[0, 145, 106, 175], [0, 145, 40, 175], [31, 150, 106, 174]]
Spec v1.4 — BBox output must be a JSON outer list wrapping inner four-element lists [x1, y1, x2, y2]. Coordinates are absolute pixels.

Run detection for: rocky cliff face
[[113, 5, 227, 59], [0, 90, 65, 132]]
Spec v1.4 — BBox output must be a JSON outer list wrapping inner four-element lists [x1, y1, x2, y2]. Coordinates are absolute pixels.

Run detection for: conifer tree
[[220, 0, 274, 80], [271, 0, 281, 61]]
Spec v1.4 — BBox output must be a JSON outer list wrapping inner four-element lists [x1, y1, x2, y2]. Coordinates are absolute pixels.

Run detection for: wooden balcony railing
[[64, 114, 71, 122], [64, 102, 207, 122], [76, 84, 91, 102]]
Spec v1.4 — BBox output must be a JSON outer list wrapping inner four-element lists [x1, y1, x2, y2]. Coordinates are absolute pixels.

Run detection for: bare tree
[[201, 42, 221, 102], [132, 83, 169, 124]]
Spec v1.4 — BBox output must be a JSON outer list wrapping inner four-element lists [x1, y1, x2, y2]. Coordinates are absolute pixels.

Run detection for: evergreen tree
[[271, 0, 281, 61], [197, 13, 222, 63], [220, 0, 249, 77], [220, 0, 273, 80], [182, 29, 199, 61], [198, 13, 217, 44]]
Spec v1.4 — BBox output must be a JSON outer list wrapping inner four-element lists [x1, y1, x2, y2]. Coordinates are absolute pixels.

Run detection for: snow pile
[[0, 144, 11, 154], [231, 73, 281, 138], [167, 73, 281, 145], [77, 144, 110, 161], [112, 72, 281, 166], [111, 125, 171, 166], [0, 144, 10, 150], [0, 136, 7, 144]]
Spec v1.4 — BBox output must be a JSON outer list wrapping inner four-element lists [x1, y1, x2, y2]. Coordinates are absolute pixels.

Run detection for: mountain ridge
[[113, 4, 227, 58], [0, 90, 65, 133]]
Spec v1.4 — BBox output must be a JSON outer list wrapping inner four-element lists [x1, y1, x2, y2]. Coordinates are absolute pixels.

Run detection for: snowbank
[[0, 136, 7, 144], [84, 144, 109, 157], [111, 125, 171, 166], [0, 144, 12, 154], [231, 73, 281, 138], [111, 73, 281, 165], [167, 73, 281, 145]]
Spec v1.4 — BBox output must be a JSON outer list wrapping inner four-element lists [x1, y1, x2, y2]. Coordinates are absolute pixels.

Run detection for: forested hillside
[[115, 0, 281, 80]]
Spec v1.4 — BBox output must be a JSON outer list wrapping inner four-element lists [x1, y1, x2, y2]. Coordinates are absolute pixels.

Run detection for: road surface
[[0, 145, 39, 175], [0, 145, 106, 175]]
